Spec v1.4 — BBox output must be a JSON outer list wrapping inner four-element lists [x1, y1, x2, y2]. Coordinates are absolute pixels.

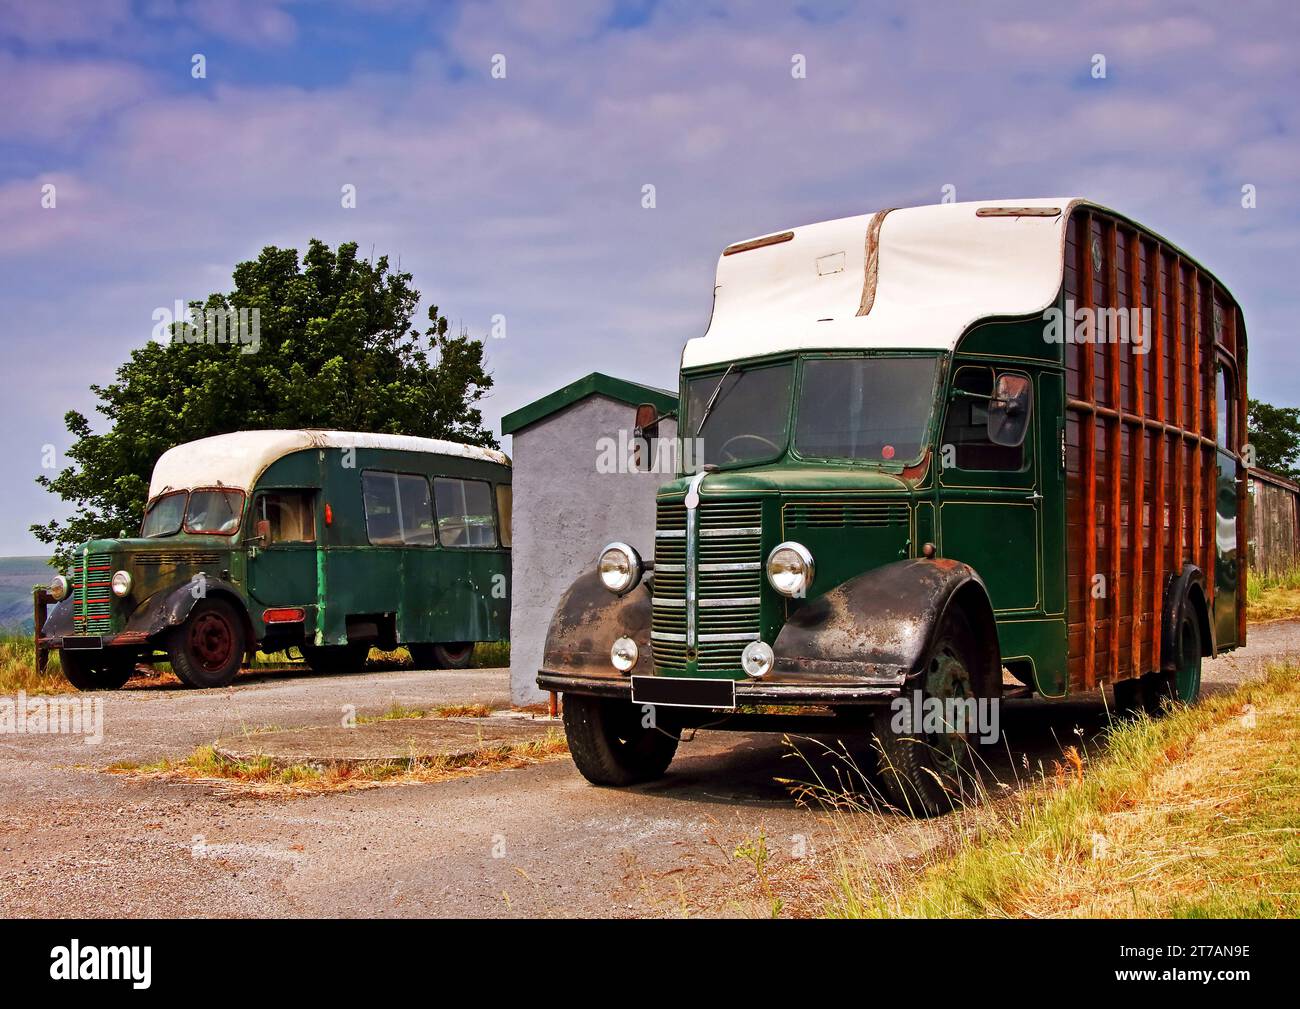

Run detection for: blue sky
[[1, 0, 1297, 554]]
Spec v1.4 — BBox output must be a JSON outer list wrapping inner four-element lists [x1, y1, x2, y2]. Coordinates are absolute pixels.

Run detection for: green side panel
[[995, 617, 1069, 697], [940, 500, 1040, 611]]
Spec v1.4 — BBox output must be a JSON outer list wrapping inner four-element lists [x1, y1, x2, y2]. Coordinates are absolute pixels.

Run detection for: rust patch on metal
[[975, 206, 1061, 218], [723, 231, 794, 256], [541, 570, 653, 679], [855, 208, 894, 317]]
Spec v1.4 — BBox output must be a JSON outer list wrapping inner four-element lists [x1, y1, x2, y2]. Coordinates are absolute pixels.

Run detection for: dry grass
[[357, 701, 494, 723], [826, 666, 1300, 918], [1247, 569, 1300, 623], [107, 729, 569, 797], [0, 634, 72, 695]]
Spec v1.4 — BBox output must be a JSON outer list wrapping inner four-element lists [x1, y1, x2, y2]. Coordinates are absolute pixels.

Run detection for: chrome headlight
[[111, 570, 133, 597], [598, 542, 643, 595], [49, 575, 69, 602], [610, 636, 639, 673], [741, 640, 774, 679], [766, 541, 814, 598]]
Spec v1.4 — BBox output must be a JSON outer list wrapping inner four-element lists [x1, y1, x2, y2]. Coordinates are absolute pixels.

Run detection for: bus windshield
[[141, 491, 188, 537], [795, 356, 940, 464], [685, 361, 794, 468]]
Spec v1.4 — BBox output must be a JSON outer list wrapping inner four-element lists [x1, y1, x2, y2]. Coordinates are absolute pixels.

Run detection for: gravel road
[[3, 621, 1297, 918]]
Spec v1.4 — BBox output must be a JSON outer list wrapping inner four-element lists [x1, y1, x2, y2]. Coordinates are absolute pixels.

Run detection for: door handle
[[1025, 491, 1043, 502]]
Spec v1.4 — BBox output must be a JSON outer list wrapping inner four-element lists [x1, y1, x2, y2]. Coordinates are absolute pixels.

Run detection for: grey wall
[[509, 395, 678, 705]]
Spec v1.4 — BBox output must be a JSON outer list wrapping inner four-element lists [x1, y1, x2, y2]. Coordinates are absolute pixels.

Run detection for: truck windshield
[[795, 356, 940, 464], [685, 361, 793, 467], [185, 488, 246, 535], [141, 491, 188, 537]]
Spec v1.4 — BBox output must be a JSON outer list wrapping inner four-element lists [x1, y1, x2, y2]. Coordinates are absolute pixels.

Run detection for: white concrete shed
[[501, 373, 679, 705]]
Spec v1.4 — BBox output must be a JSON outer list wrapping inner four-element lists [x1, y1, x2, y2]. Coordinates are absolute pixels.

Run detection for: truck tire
[[60, 651, 135, 692], [562, 693, 679, 786], [872, 607, 985, 816], [302, 642, 371, 676], [1144, 607, 1203, 712], [167, 598, 245, 689]]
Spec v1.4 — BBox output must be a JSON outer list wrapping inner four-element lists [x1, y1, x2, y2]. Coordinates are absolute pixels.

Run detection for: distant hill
[[0, 556, 54, 633]]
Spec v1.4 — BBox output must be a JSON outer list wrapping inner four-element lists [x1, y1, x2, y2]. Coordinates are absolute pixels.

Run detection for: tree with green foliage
[[33, 239, 496, 568], [1247, 398, 1300, 481]]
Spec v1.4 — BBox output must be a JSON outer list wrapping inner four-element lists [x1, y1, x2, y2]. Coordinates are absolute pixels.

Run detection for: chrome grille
[[72, 552, 114, 634], [652, 499, 762, 673]]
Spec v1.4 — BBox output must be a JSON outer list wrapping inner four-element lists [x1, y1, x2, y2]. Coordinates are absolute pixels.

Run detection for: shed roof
[[500, 372, 678, 436], [149, 430, 508, 498]]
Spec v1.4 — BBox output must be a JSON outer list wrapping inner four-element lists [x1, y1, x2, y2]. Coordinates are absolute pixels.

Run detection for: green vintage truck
[[539, 198, 1248, 813], [42, 430, 512, 689]]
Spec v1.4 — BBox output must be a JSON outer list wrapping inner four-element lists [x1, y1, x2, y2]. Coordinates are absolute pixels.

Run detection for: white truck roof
[[681, 197, 1094, 370], [148, 429, 508, 498]]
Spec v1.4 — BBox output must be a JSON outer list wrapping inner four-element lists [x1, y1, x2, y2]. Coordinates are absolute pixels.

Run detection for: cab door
[[937, 364, 1043, 614], [1213, 364, 1241, 649], [247, 489, 319, 607]]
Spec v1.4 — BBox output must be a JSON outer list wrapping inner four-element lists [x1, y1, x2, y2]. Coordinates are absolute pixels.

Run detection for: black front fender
[[540, 570, 653, 679], [773, 558, 1001, 693], [122, 577, 251, 641]]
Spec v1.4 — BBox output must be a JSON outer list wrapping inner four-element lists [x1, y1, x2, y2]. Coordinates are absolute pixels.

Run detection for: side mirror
[[634, 403, 660, 439], [254, 518, 271, 541], [987, 373, 1033, 447]]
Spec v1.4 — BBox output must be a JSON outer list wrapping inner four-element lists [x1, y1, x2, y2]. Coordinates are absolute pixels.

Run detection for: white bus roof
[[681, 197, 1095, 370], [148, 430, 509, 498]]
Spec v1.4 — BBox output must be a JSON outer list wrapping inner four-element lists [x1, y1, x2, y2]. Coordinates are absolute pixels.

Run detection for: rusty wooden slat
[[1150, 242, 1167, 669], [1171, 256, 1185, 578], [1128, 232, 1146, 674], [1190, 270, 1204, 605], [1106, 219, 1123, 682], [1079, 211, 1098, 689]]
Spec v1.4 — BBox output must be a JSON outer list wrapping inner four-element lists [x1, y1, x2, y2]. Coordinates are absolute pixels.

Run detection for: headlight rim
[[741, 639, 775, 679], [765, 540, 815, 598], [610, 635, 639, 674], [597, 541, 643, 596], [110, 569, 133, 598]]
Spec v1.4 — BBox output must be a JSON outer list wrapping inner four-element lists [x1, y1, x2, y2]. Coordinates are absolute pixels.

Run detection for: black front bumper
[[537, 670, 899, 706]]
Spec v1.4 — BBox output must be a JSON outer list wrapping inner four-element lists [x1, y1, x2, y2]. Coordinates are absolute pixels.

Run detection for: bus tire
[[60, 650, 135, 692], [302, 643, 371, 676], [432, 643, 474, 669], [872, 607, 985, 817], [167, 598, 245, 689], [562, 693, 678, 786]]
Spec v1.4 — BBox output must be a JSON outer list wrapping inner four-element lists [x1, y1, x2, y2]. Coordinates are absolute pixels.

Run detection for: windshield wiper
[[694, 363, 735, 436]]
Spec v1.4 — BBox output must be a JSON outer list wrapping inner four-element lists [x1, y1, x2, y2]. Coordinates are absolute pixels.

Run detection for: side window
[[1216, 368, 1234, 450], [362, 472, 435, 546], [495, 484, 513, 548], [434, 477, 498, 548], [941, 367, 1026, 472], [254, 491, 315, 544]]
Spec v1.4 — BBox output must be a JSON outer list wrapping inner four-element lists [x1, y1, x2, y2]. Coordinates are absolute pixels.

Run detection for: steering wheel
[[718, 433, 780, 462]]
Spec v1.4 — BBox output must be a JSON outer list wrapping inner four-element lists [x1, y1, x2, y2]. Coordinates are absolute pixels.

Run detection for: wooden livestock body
[[1062, 206, 1247, 691]]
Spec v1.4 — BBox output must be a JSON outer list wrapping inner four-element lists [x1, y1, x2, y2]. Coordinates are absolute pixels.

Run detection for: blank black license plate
[[63, 636, 103, 650], [631, 675, 736, 710]]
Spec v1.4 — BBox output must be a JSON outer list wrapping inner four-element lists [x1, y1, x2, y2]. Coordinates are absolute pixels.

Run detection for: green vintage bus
[[540, 198, 1248, 813], [42, 431, 512, 689]]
